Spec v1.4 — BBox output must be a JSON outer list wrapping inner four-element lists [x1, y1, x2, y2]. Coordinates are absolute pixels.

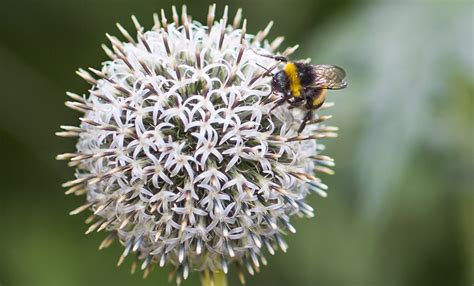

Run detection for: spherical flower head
[[57, 4, 338, 284]]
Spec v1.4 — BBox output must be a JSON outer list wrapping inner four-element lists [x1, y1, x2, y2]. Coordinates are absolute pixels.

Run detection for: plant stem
[[200, 270, 228, 286]]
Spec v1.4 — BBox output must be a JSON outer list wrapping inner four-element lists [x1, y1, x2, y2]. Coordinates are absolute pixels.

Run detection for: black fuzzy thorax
[[295, 62, 316, 87]]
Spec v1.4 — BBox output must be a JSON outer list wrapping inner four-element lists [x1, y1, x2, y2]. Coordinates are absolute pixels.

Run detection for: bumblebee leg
[[261, 88, 275, 105], [298, 111, 313, 134], [287, 99, 304, 110], [289, 96, 305, 107], [269, 93, 290, 113]]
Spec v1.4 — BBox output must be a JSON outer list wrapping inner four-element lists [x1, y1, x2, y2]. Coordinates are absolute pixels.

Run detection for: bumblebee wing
[[311, 65, 347, 90]]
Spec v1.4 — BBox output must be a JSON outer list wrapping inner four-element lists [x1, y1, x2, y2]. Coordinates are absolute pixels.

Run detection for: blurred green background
[[0, 0, 472, 285]]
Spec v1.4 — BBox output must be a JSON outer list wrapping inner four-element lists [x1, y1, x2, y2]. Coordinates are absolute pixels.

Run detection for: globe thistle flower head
[[57, 4, 338, 284]]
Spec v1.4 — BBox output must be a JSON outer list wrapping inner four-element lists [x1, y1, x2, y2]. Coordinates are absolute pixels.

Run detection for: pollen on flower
[[57, 4, 338, 284]]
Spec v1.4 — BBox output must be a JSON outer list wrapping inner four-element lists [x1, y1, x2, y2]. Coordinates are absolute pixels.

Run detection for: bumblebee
[[256, 52, 347, 133]]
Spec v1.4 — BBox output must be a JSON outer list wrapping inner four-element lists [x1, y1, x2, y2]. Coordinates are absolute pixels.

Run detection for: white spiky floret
[[57, 4, 338, 284]]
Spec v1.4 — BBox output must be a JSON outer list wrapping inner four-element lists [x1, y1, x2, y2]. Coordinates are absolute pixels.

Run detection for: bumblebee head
[[272, 71, 289, 94]]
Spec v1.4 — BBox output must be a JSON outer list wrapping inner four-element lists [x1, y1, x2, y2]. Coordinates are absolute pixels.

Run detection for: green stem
[[200, 270, 228, 286]]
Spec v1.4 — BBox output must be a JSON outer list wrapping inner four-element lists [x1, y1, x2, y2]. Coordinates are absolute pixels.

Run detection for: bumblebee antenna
[[255, 63, 274, 77], [251, 48, 288, 62]]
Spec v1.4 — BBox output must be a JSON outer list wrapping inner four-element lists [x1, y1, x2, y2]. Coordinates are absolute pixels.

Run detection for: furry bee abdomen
[[312, 89, 327, 108]]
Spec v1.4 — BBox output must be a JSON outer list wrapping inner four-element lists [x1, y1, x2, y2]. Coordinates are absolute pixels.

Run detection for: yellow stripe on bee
[[312, 89, 327, 108], [283, 62, 301, 97]]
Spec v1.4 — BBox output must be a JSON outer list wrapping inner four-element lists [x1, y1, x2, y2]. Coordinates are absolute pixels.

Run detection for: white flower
[[57, 4, 338, 285]]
